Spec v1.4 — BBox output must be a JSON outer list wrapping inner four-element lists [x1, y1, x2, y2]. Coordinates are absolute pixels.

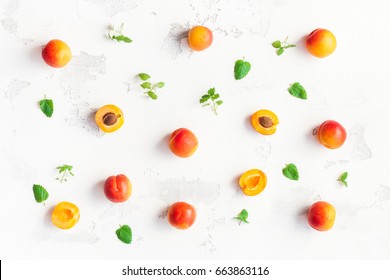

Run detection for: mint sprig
[[200, 88, 223, 115], [137, 73, 165, 100], [235, 209, 249, 225], [108, 23, 132, 43], [272, 37, 296, 56], [56, 164, 74, 183], [338, 172, 348, 187]]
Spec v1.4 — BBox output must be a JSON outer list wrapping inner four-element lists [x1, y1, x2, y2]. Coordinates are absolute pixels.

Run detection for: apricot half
[[239, 169, 267, 196], [95, 104, 124, 133], [251, 109, 279, 135], [51, 201, 80, 230]]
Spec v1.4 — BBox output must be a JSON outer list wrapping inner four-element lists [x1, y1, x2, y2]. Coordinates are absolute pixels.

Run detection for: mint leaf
[[235, 209, 249, 224], [39, 98, 54, 118], [140, 82, 152, 89], [272, 40, 281, 48], [138, 73, 150, 81], [112, 35, 132, 43], [33, 184, 49, 203], [234, 59, 251, 80], [116, 225, 132, 244], [208, 88, 216, 95], [282, 163, 299, 181], [155, 82, 165, 88], [276, 48, 284, 56], [147, 91, 158, 100], [338, 172, 348, 187], [288, 82, 307, 100]]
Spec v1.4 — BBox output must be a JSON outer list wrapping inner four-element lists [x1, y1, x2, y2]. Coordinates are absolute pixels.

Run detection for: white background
[[1, 0, 390, 261]]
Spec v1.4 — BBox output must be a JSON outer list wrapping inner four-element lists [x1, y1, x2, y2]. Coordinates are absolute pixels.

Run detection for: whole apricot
[[305, 28, 337, 58], [168, 202, 196, 230], [316, 120, 346, 149], [307, 201, 336, 231], [51, 201, 80, 230], [169, 128, 198, 158], [95, 104, 124, 133], [104, 174, 132, 203], [188, 26, 213, 51], [42, 39, 72, 68]]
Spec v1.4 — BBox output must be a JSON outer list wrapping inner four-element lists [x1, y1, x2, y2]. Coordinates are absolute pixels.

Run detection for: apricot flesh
[[95, 104, 124, 133], [188, 26, 213, 51], [168, 202, 196, 230], [42, 39, 72, 68], [307, 201, 336, 231], [169, 128, 198, 158], [305, 28, 337, 58], [51, 201, 80, 230], [251, 109, 279, 135], [239, 169, 267, 196]]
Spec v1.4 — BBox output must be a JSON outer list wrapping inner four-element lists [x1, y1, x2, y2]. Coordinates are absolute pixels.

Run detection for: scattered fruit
[[200, 87, 223, 115], [305, 28, 337, 58], [282, 163, 300, 181], [251, 109, 279, 135], [239, 169, 267, 196], [41, 39, 72, 68], [104, 174, 132, 203], [307, 201, 336, 231], [169, 128, 198, 158], [235, 209, 249, 225], [51, 201, 80, 229], [234, 59, 251, 80], [116, 224, 133, 244], [32, 184, 49, 204], [272, 37, 296, 56], [95, 104, 124, 133], [168, 202, 197, 230], [188, 26, 213, 51], [315, 120, 346, 149]]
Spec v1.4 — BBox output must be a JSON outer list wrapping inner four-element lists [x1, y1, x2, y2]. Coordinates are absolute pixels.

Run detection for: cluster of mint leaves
[[138, 73, 165, 100]]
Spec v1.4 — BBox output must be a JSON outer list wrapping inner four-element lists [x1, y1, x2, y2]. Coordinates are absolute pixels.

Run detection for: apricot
[[307, 201, 336, 231], [305, 28, 337, 58], [169, 128, 198, 158], [251, 109, 279, 135], [51, 201, 80, 230], [316, 120, 346, 149], [188, 26, 213, 51], [104, 174, 132, 203], [42, 39, 72, 68], [95, 104, 124, 133], [168, 202, 196, 230], [239, 169, 267, 196]]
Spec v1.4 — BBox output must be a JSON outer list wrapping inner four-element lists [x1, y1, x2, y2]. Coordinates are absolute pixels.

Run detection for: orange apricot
[[305, 28, 337, 58], [307, 201, 336, 231], [51, 201, 80, 230], [251, 109, 279, 135], [169, 128, 198, 158], [239, 169, 267, 196], [42, 39, 72, 68], [188, 26, 213, 51], [95, 104, 124, 133]]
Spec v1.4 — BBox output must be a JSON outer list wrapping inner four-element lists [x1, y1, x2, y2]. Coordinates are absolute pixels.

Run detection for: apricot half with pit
[[239, 169, 267, 196], [251, 109, 279, 135], [95, 104, 124, 133]]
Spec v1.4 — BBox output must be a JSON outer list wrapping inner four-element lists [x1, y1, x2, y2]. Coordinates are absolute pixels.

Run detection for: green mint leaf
[[140, 82, 152, 89], [147, 91, 158, 100], [282, 163, 300, 181], [235, 209, 249, 224], [338, 172, 348, 187], [288, 82, 307, 100], [276, 48, 284, 56], [216, 100, 223, 105], [211, 93, 220, 100], [138, 73, 150, 81], [33, 184, 49, 203], [116, 225, 132, 244], [272, 40, 281, 48], [234, 59, 251, 80], [200, 98, 208, 103], [155, 82, 165, 88], [39, 98, 54, 118], [111, 35, 132, 43], [207, 88, 215, 96], [56, 164, 74, 183]]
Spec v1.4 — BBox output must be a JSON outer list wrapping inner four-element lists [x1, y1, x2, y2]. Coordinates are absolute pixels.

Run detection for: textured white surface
[[1, 0, 390, 260]]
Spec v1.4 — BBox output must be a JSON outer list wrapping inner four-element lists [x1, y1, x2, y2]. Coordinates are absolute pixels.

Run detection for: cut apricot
[[251, 109, 279, 135], [51, 201, 80, 229], [239, 169, 267, 196], [95, 104, 124, 133]]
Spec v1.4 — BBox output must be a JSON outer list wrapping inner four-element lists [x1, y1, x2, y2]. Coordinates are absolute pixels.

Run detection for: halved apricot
[[239, 169, 267, 196], [51, 201, 80, 229], [95, 104, 124, 133], [251, 109, 279, 135]]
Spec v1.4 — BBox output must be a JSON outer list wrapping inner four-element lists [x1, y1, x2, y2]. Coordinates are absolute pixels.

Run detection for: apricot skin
[[317, 120, 346, 149], [307, 201, 336, 231], [104, 174, 132, 203], [188, 26, 213, 51], [168, 202, 196, 230], [42, 39, 72, 68], [169, 128, 198, 158], [305, 29, 337, 58]]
